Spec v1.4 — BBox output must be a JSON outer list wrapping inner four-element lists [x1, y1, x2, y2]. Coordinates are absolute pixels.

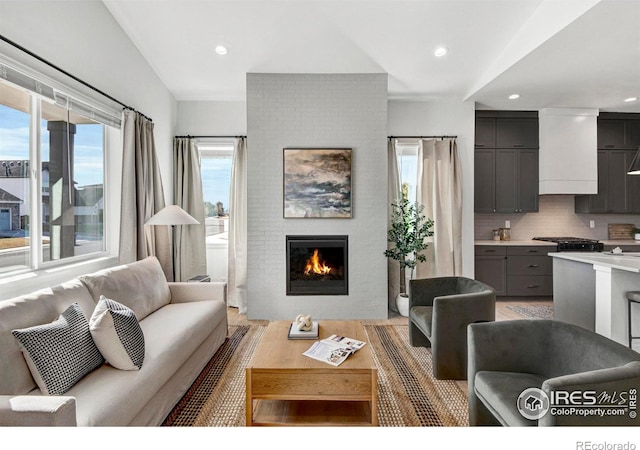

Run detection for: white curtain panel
[[387, 139, 401, 313], [228, 137, 248, 313], [118, 110, 172, 280], [173, 138, 207, 281], [416, 138, 462, 278]]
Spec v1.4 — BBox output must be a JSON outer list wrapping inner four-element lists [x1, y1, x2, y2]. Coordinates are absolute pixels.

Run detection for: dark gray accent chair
[[468, 319, 640, 426], [408, 276, 496, 380]]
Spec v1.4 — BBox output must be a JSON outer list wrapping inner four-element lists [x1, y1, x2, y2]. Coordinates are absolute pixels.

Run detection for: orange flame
[[304, 249, 332, 275]]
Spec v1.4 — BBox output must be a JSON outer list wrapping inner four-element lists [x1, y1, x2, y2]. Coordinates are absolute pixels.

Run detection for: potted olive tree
[[634, 227, 640, 241], [384, 197, 434, 316]]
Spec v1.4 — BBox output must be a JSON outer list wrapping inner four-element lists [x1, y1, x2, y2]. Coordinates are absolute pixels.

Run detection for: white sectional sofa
[[0, 256, 228, 426]]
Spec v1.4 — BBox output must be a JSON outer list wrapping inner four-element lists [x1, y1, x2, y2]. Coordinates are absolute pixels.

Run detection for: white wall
[[246, 73, 388, 320], [387, 100, 476, 277], [0, 1, 177, 300], [0, 1, 176, 199], [176, 101, 246, 136]]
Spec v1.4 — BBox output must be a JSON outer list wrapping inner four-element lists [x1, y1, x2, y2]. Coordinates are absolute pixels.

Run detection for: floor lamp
[[145, 205, 200, 281]]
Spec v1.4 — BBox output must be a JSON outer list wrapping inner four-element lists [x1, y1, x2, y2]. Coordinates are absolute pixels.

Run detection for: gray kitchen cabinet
[[475, 111, 539, 213], [496, 118, 539, 148], [475, 117, 496, 148], [597, 114, 640, 149], [475, 245, 553, 297], [575, 149, 640, 213], [476, 148, 538, 213], [474, 246, 506, 295], [505, 247, 553, 296], [474, 149, 496, 213]]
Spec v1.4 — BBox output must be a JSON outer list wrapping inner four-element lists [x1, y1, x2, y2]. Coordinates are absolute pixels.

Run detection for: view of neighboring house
[[0, 159, 103, 237], [0, 160, 32, 234]]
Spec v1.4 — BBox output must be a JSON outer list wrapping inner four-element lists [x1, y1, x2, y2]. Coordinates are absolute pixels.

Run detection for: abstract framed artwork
[[283, 148, 352, 218]]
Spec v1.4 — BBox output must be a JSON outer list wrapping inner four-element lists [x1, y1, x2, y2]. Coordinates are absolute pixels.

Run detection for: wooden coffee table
[[245, 320, 378, 426]]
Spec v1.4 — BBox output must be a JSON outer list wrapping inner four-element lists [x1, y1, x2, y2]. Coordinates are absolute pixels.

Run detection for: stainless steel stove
[[532, 237, 604, 252]]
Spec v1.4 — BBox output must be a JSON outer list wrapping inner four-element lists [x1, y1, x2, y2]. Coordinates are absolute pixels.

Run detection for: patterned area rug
[[506, 305, 554, 320], [162, 324, 468, 427]]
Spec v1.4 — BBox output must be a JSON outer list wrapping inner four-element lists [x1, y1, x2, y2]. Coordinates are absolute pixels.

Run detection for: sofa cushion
[[80, 256, 170, 321], [0, 279, 97, 395], [90, 296, 145, 370], [474, 370, 547, 427], [12, 303, 105, 395], [410, 305, 433, 338], [66, 299, 227, 426]]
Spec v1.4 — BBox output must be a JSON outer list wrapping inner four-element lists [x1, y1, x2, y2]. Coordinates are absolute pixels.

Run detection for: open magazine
[[302, 334, 366, 366]]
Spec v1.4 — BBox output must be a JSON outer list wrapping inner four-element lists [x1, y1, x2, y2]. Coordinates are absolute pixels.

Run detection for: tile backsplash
[[474, 195, 640, 241]]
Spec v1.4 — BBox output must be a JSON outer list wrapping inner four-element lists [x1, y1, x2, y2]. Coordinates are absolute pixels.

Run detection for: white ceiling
[[103, 0, 640, 112]]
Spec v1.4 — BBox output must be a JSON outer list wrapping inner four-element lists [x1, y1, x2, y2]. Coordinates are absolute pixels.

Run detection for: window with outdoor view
[[396, 142, 418, 203], [0, 74, 113, 275], [198, 141, 233, 281]]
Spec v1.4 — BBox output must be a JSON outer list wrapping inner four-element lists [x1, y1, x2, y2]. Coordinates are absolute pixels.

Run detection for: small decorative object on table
[[295, 314, 313, 331], [288, 314, 319, 339]]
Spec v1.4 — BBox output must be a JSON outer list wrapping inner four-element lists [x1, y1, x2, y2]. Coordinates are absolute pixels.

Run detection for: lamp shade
[[628, 147, 640, 175], [145, 205, 200, 225]]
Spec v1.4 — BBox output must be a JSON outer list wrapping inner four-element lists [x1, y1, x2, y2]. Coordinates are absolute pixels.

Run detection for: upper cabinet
[[496, 118, 539, 148], [475, 113, 539, 149], [597, 114, 640, 149], [474, 111, 539, 213], [575, 113, 640, 214]]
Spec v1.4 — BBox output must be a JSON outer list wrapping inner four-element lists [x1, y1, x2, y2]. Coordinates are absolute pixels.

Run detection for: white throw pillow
[[12, 303, 105, 395], [90, 296, 145, 371]]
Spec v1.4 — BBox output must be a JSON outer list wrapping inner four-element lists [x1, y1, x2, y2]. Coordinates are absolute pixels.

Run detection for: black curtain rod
[[175, 135, 246, 139], [0, 34, 152, 122], [388, 135, 457, 139]]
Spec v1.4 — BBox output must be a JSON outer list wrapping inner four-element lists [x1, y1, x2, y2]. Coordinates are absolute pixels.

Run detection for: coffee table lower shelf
[[250, 399, 375, 426], [245, 367, 378, 426]]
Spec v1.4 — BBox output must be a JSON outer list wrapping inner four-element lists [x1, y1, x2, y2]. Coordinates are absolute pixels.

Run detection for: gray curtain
[[173, 137, 206, 281], [119, 109, 172, 280], [228, 137, 248, 313], [416, 138, 462, 278], [387, 139, 401, 313]]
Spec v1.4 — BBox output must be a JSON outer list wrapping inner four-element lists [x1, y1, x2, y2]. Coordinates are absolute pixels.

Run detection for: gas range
[[532, 237, 604, 252]]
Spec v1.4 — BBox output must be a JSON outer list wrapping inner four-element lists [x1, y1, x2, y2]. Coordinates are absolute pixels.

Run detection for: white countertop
[[476, 239, 640, 246], [475, 240, 557, 246], [549, 252, 640, 273]]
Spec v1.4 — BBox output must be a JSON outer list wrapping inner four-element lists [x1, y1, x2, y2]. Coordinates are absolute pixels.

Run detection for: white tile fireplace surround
[[246, 73, 388, 320]]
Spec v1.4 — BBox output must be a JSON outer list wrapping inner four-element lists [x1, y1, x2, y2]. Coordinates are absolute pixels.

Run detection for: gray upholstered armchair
[[408, 276, 496, 380], [468, 320, 640, 426]]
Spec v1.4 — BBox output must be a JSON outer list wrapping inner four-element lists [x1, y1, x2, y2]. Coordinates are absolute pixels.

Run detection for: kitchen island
[[550, 251, 640, 348]]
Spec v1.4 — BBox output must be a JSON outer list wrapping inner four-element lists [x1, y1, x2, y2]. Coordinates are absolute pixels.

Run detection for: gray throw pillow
[[12, 303, 105, 395]]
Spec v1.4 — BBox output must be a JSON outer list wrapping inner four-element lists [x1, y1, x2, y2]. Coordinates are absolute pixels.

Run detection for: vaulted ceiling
[[103, 0, 640, 112]]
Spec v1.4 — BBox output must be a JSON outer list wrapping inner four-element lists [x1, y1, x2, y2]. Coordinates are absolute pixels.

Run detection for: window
[[396, 142, 419, 203], [0, 65, 118, 276], [198, 141, 233, 281]]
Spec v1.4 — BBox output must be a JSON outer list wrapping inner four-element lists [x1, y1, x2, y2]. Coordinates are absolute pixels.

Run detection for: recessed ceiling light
[[509, 94, 520, 100], [434, 47, 448, 57], [215, 45, 228, 55], [624, 97, 637, 102]]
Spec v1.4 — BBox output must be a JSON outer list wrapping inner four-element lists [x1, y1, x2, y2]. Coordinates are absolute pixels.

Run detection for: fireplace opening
[[286, 235, 348, 295]]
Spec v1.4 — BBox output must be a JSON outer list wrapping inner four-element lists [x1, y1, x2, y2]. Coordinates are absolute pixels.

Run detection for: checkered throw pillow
[[12, 303, 105, 395], [89, 296, 145, 370]]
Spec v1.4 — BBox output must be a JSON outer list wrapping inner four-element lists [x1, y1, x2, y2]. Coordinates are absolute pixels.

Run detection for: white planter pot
[[635, 233, 640, 241], [396, 293, 409, 317]]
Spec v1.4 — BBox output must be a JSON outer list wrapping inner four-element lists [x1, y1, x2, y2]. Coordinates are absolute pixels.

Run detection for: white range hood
[[538, 107, 599, 195]]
